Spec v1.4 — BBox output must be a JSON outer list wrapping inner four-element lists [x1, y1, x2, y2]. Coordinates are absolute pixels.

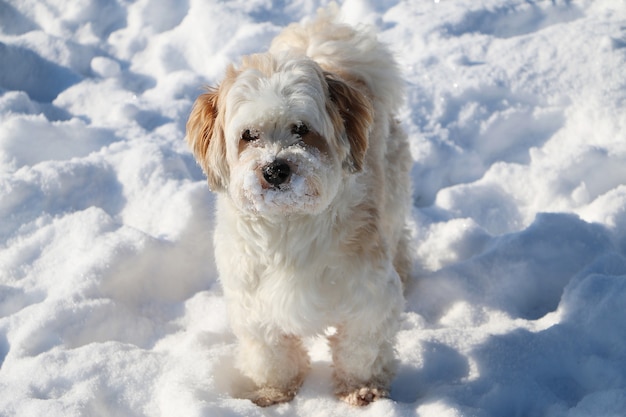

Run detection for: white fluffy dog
[[186, 7, 412, 407]]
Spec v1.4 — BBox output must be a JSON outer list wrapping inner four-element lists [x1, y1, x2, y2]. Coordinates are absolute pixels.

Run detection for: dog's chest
[[236, 217, 355, 332]]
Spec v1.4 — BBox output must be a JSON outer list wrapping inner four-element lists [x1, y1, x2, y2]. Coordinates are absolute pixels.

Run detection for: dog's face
[[186, 53, 373, 216]]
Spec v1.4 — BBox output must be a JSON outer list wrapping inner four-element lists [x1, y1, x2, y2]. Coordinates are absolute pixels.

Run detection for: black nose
[[262, 160, 291, 186]]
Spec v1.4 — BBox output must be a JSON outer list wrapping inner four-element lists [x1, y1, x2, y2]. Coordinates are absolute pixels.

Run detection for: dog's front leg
[[236, 331, 310, 407], [329, 312, 399, 406]]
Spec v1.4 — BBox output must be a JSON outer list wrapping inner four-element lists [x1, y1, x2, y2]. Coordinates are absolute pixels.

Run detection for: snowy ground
[[1, 0, 626, 416]]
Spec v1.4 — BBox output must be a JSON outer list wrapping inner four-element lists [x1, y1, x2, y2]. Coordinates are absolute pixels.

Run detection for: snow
[[1, 0, 625, 416]]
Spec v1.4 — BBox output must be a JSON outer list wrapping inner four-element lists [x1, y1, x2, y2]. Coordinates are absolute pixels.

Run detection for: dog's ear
[[325, 73, 373, 172], [186, 88, 229, 191]]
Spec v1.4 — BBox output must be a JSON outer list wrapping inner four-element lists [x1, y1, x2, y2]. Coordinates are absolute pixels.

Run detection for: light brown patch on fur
[[185, 67, 240, 191], [240, 53, 280, 77], [329, 327, 394, 407], [242, 334, 310, 407], [248, 386, 298, 407], [324, 72, 373, 172], [301, 129, 330, 155], [238, 132, 260, 156], [338, 199, 386, 266], [337, 386, 389, 407], [238, 136, 248, 156]]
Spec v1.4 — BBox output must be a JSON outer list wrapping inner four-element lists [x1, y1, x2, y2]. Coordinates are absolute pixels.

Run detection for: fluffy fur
[[186, 7, 412, 407]]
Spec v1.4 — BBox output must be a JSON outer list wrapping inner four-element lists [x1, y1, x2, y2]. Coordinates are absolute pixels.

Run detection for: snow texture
[[1, 0, 626, 416]]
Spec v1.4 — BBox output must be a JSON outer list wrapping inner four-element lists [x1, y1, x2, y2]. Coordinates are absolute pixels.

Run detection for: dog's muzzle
[[262, 160, 291, 186]]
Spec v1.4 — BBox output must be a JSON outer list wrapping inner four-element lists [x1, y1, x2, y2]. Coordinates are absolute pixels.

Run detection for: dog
[[185, 6, 412, 407]]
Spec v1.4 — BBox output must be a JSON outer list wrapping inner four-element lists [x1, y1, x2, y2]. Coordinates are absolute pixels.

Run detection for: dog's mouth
[[266, 183, 292, 193]]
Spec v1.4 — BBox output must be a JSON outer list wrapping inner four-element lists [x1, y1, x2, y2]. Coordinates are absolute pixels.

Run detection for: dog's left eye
[[291, 123, 309, 137]]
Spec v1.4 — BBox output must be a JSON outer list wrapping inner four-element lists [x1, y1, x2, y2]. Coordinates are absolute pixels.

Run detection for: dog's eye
[[241, 129, 259, 142], [291, 123, 309, 137]]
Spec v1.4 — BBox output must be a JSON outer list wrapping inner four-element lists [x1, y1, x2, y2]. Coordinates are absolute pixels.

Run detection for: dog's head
[[186, 53, 373, 216]]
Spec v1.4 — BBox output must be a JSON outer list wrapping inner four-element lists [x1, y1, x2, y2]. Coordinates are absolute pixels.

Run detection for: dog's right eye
[[241, 129, 259, 142], [292, 122, 310, 137]]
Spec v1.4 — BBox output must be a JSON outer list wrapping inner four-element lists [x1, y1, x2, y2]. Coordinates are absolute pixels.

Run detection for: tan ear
[[325, 73, 373, 172], [185, 88, 229, 191]]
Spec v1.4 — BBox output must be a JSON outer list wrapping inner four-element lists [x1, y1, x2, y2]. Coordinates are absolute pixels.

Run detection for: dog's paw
[[247, 386, 296, 407], [337, 386, 389, 406]]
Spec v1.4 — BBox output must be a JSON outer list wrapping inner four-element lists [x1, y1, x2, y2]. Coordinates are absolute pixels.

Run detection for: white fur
[[186, 6, 412, 407]]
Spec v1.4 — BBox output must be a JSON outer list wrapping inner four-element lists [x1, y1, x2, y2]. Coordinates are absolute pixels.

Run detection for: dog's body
[[186, 8, 412, 406]]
